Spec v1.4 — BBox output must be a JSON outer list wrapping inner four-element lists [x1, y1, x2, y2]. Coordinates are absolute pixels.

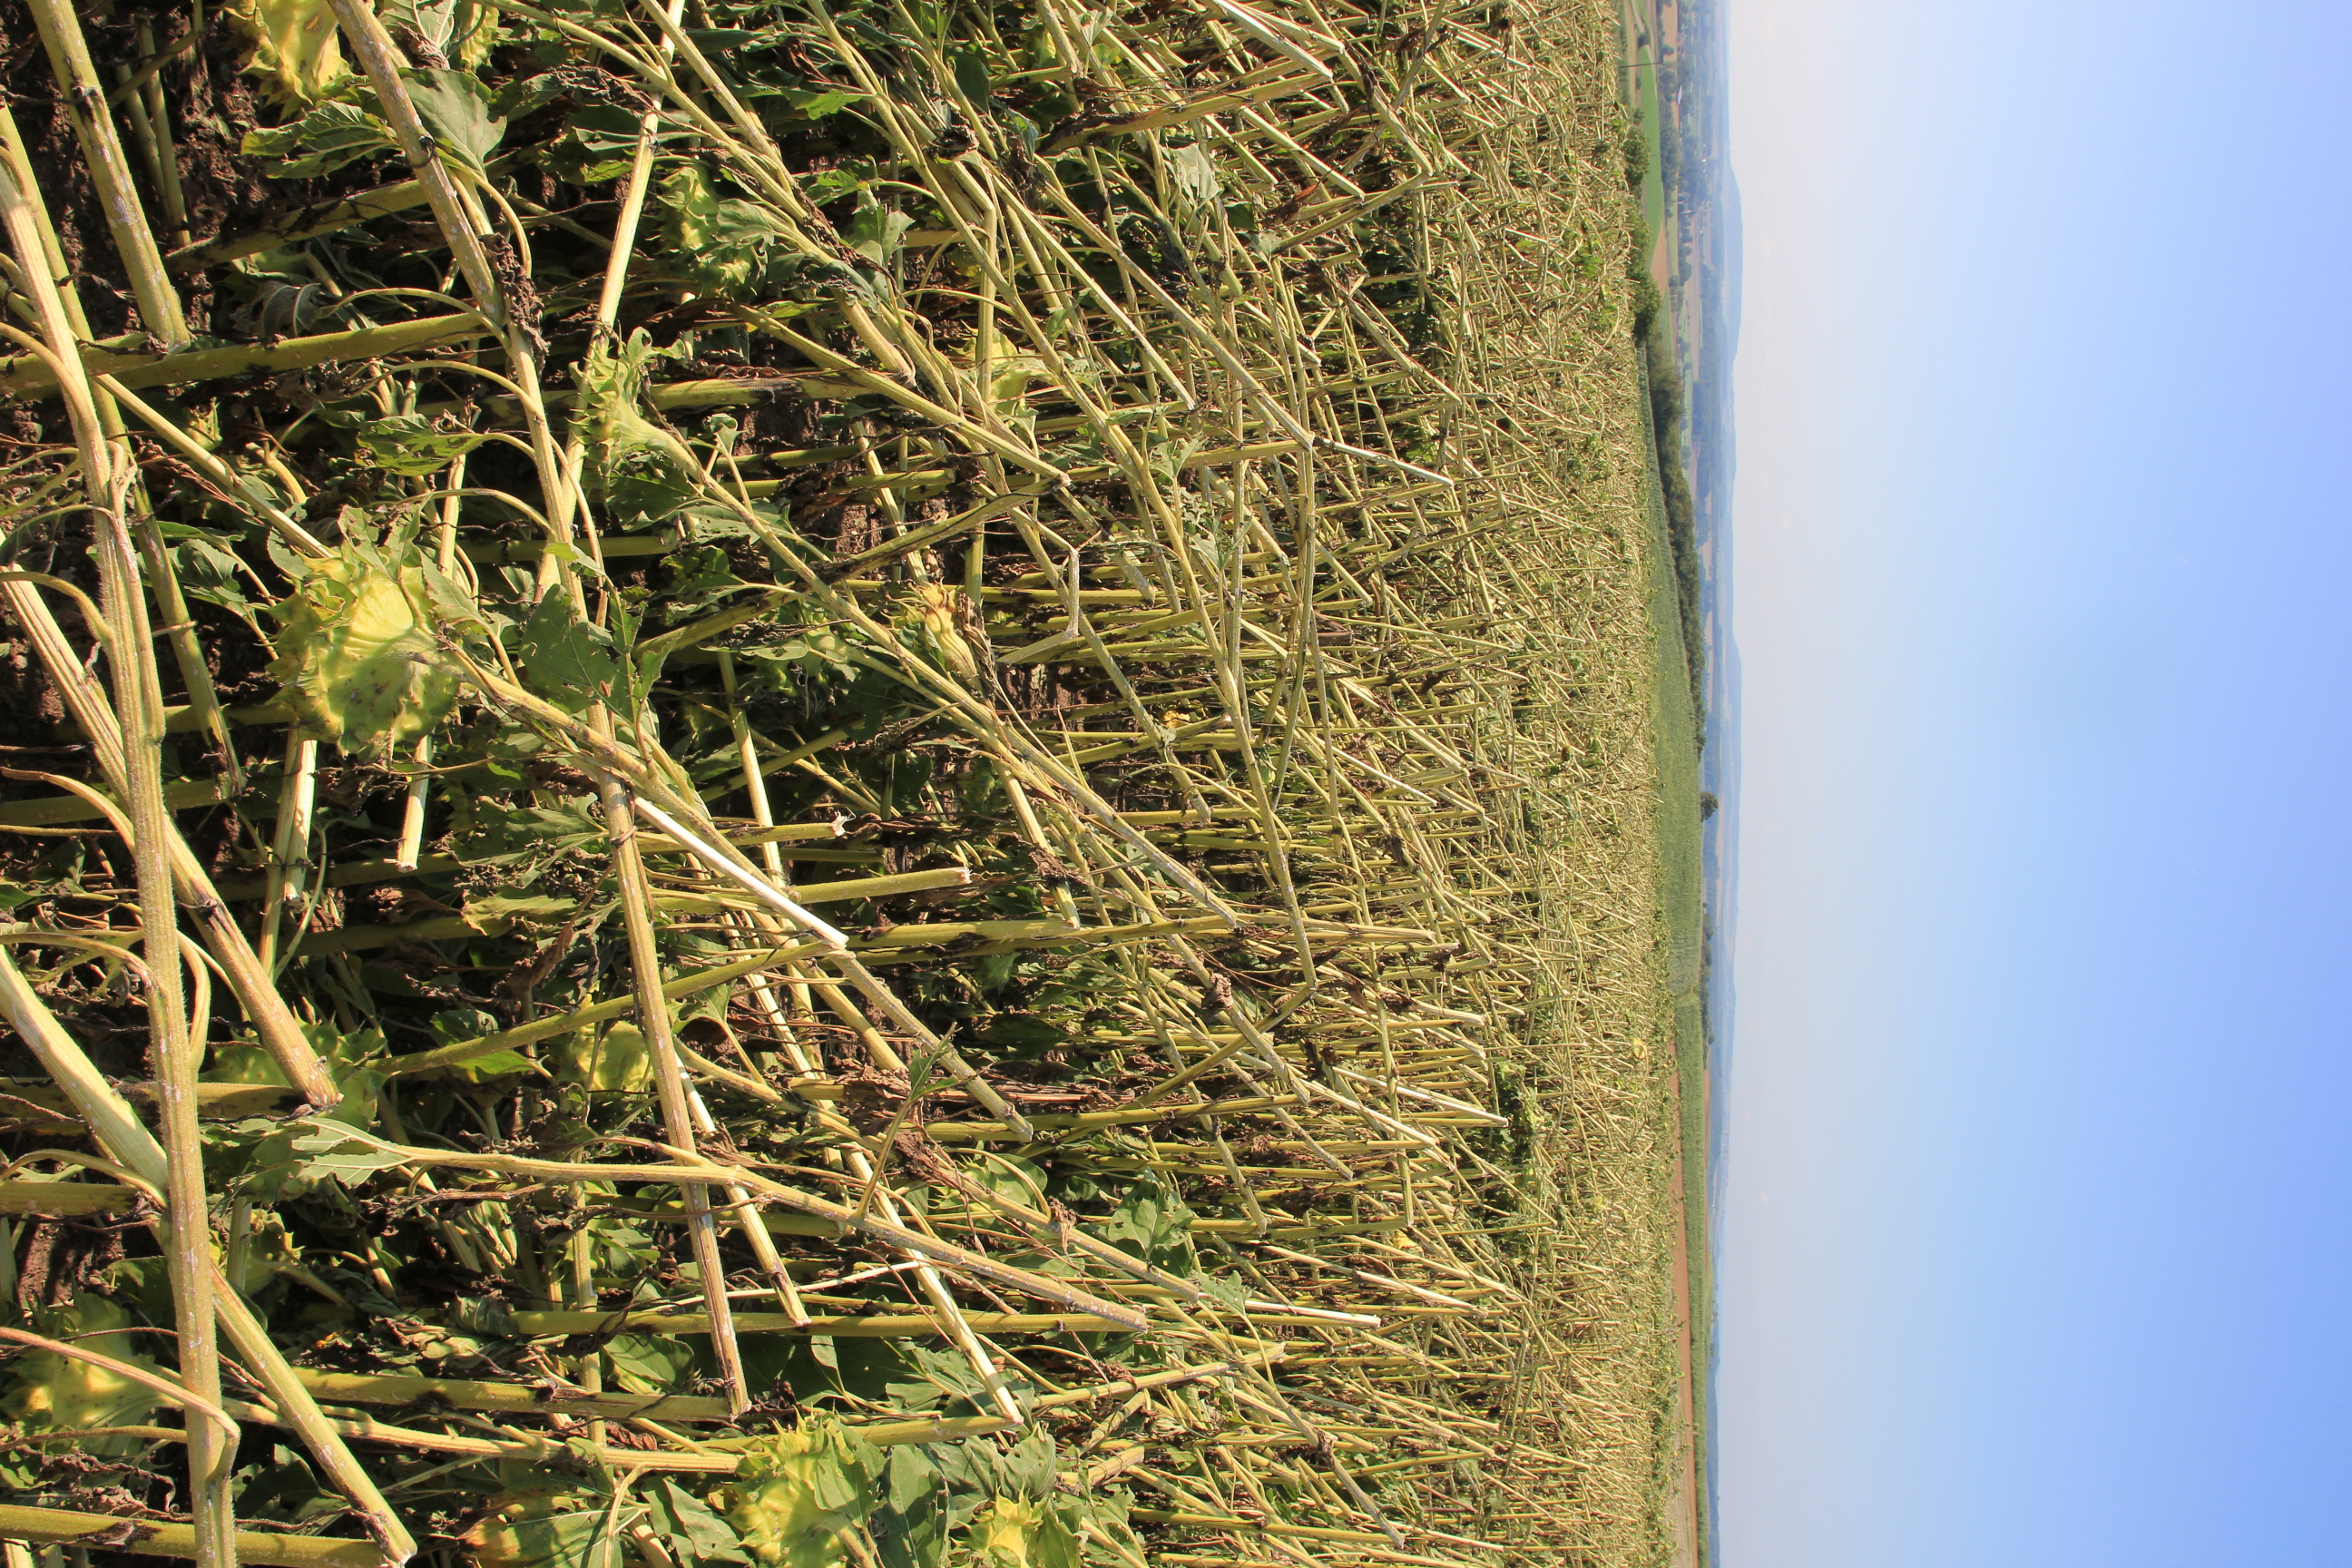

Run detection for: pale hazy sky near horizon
[[1721, 2, 2352, 1564]]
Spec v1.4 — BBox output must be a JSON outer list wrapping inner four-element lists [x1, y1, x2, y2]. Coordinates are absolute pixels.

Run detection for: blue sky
[[1720, 2, 2352, 1563]]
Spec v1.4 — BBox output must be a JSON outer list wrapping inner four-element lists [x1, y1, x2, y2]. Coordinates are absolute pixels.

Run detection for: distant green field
[[1643, 342, 1714, 1567], [1640, 48, 1670, 241], [1625, 0, 1671, 257]]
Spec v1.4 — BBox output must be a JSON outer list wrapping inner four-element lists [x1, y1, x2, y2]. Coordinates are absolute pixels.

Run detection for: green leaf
[[845, 196, 913, 264], [429, 1006, 502, 1045], [646, 1478, 750, 1565], [544, 103, 652, 184], [403, 67, 505, 180], [661, 163, 863, 303], [242, 96, 392, 179], [287, 1118, 408, 1183], [779, 85, 864, 118], [976, 1014, 1062, 1054], [355, 412, 490, 475], [604, 1334, 697, 1394], [514, 591, 619, 712], [447, 1049, 534, 1081], [1194, 1271, 1247, 1310], [582, 1217, 657, 1277], [464, 890, 578, 926], [456, 796, 609, 869], [172, 530, 259, 622], [882, 1446, 936, 1516], [463, 1494, 625, 1568], [989, 1427, 1057, 1501], [801, 166, 865, 204], [233, 1446, 344, 1526], [453, 1295, 520, 1337], [492, 69, 574, 120], [425, 1008, 536, 1082], [969, 1155, 1049, 1210], [1087, 1179, 1197, 1270], [664, 543, 748, 608], [884, 1346, 987, 1415], [870, 1443, 987, 1568], [950, 47, 991, 110], [209, 1021, 387, 1127]]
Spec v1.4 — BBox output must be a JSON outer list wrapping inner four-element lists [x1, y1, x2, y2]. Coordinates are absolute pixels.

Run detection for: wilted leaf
[[556, 1021, 652, 1093], [1170, 142, 1220, 204], [0, 1296, 159, 1452], [573, 330, 699, 527], [225, 0, 347, 105], [898, 583, 978, 681]]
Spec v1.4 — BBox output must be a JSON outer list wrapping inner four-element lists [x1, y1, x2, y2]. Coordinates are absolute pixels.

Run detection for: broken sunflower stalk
[[0, 0, 1689, 1563]]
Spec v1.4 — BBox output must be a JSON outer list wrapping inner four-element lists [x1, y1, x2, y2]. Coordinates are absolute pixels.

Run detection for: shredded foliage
[[0, 0, 1686, 1563]]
